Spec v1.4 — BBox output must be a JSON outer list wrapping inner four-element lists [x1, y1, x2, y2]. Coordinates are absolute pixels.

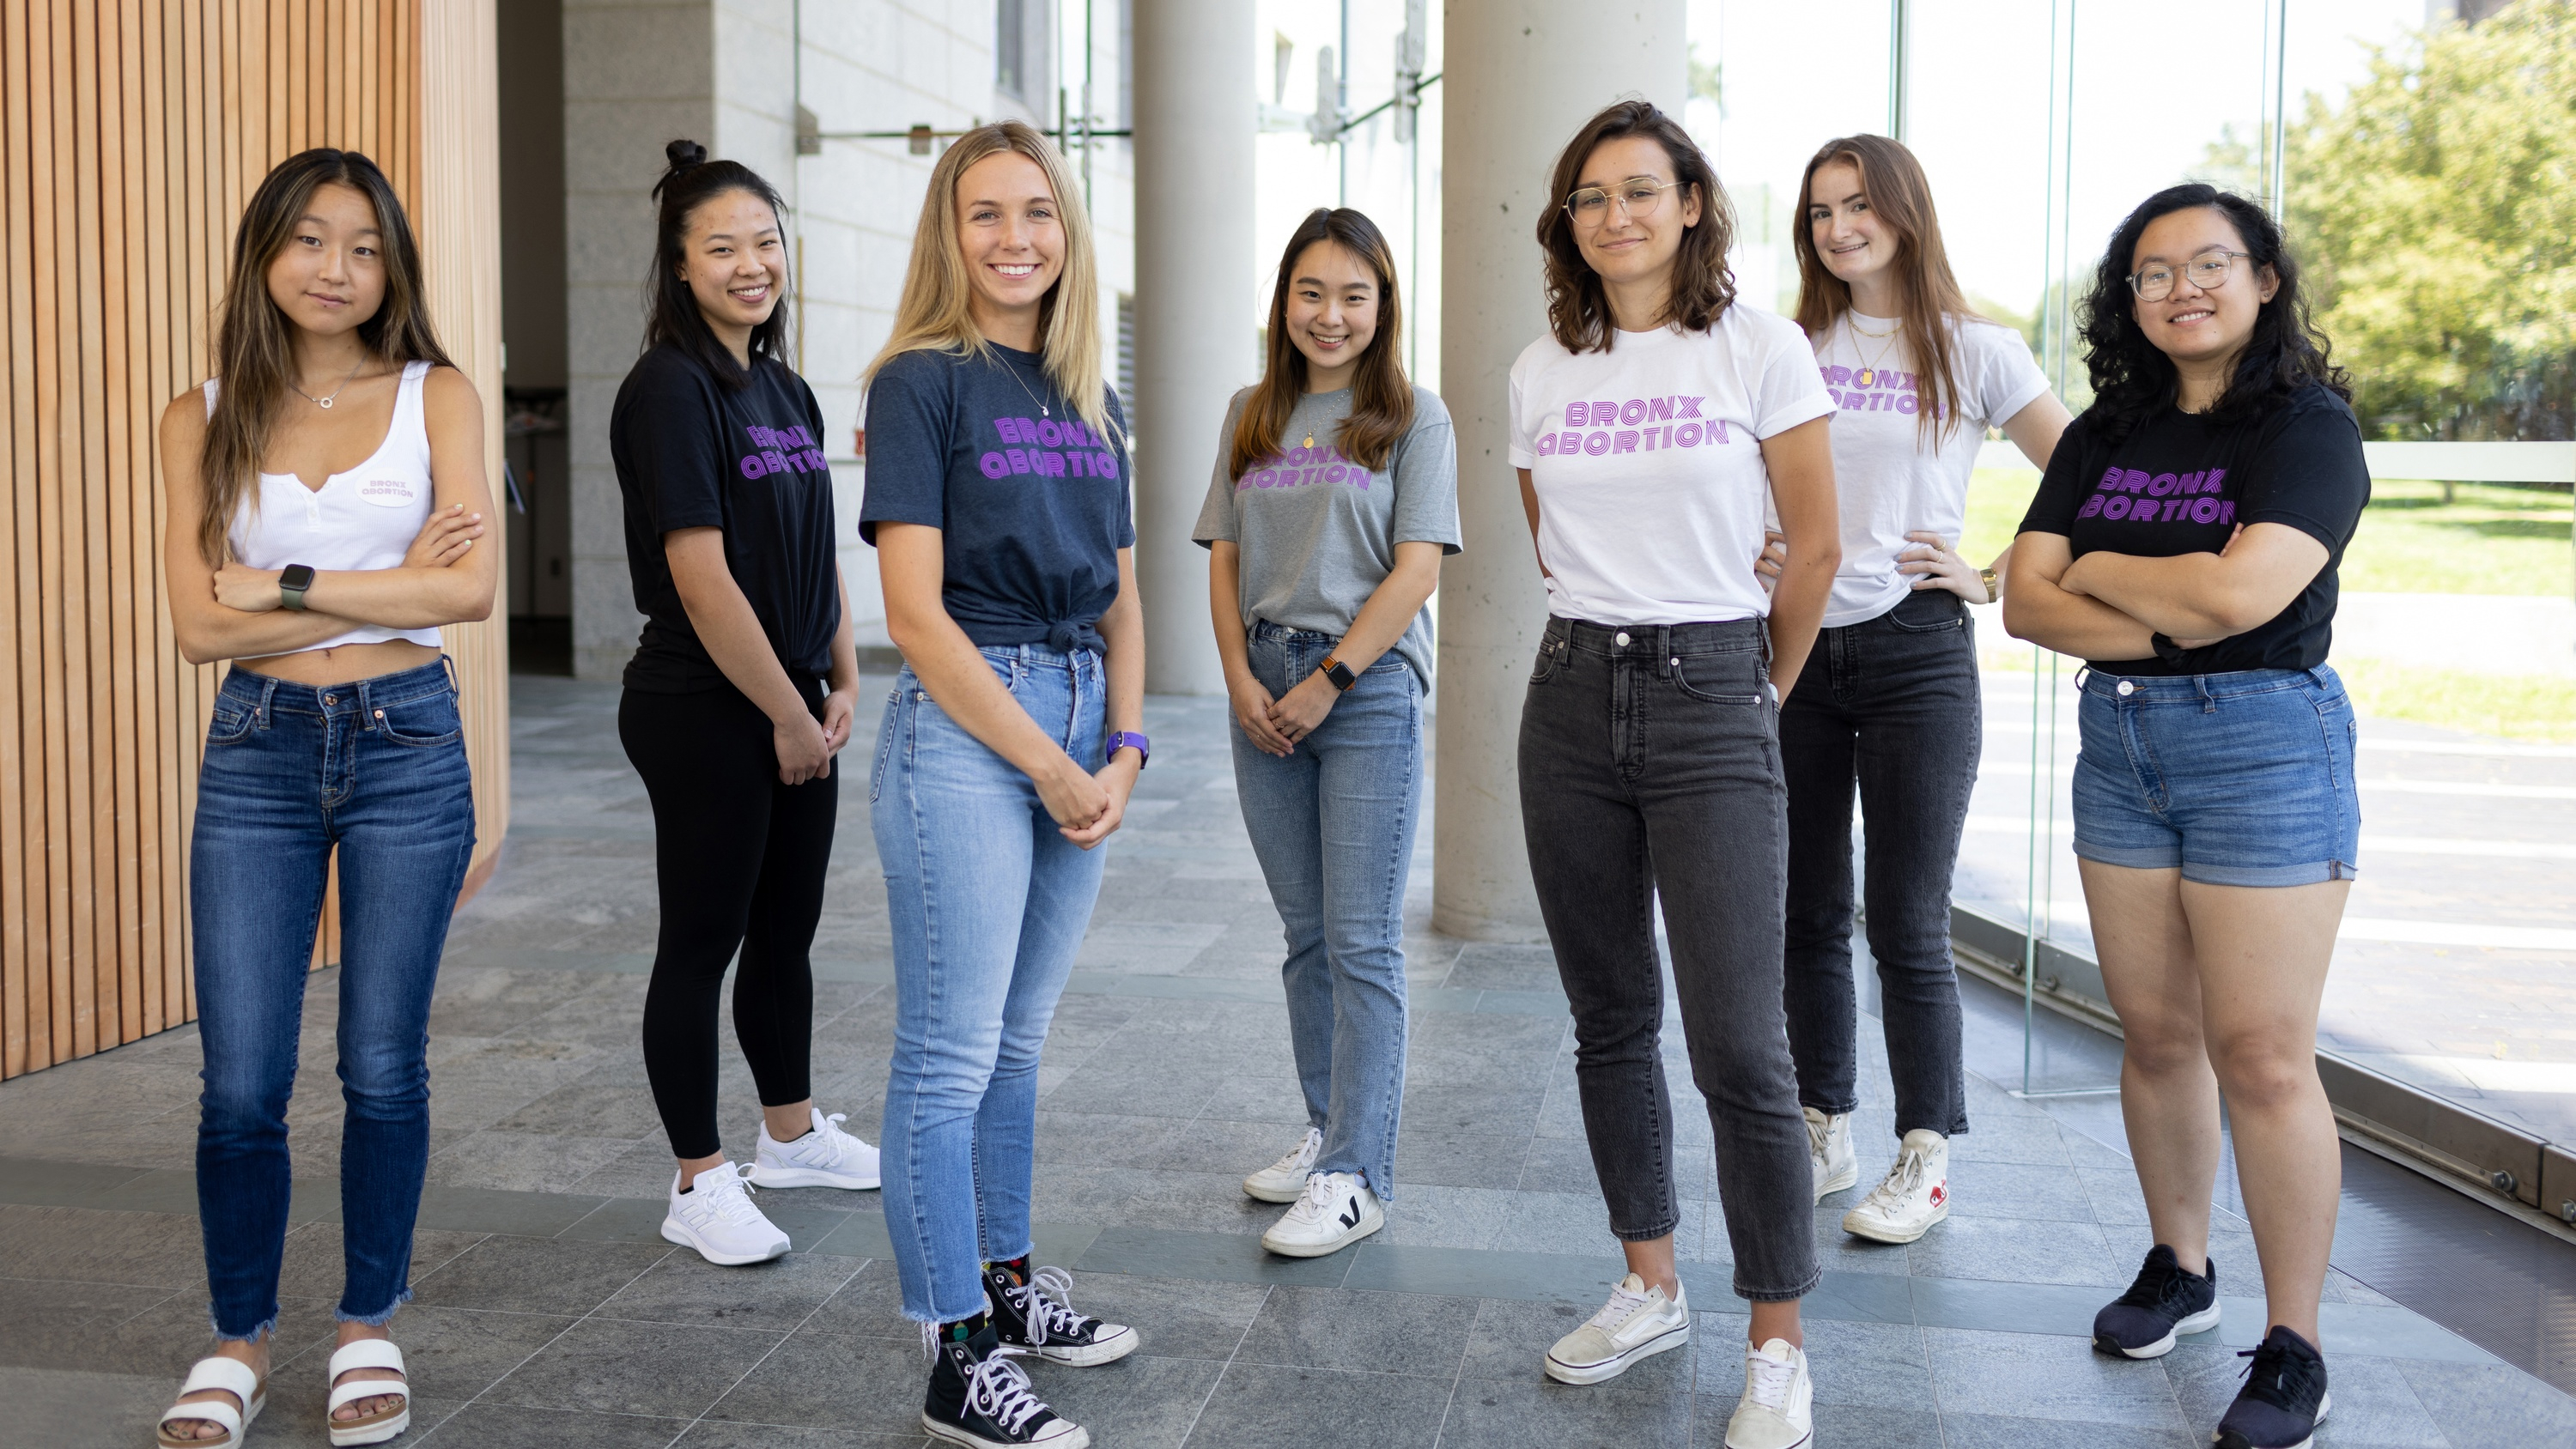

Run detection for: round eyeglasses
[[1564, 177, 1686, 229], [2129, 249, 2251, 302]]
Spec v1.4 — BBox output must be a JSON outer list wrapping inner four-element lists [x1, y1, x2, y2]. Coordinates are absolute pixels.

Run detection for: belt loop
[[2072, 664, 2092, 694], [2198, 675, 2217, 714], [1655, 625, 1673, 678], [441, 652, 460, 696], [355, 674, 374, 731], [257, 673, 278, 727]]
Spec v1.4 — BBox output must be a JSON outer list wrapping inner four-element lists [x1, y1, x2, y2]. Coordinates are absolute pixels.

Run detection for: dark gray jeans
[[1519, 615, 1820, 1304], [1780, 588, 1977, 1141]]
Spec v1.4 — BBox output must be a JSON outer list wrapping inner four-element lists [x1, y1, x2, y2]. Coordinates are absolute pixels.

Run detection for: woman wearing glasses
[[2004, 183, 2365, 1449], [1509, 100, 1838, 1449], [1774, 135, 2069, 1243]]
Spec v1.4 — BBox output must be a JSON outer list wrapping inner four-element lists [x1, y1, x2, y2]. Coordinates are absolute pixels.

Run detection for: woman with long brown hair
[[1775, 134, 2070, 1245], [153, 147, 496, 1447], [1193, 207, 1458, 1259]]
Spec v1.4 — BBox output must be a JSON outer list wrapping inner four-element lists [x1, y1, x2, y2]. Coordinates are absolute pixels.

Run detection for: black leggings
[[619, 677, 837, 1161]]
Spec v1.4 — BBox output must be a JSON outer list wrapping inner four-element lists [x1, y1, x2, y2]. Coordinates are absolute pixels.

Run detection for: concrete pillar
[[1433, 2, 1687, 939], [1131, 0, 1257, 695]]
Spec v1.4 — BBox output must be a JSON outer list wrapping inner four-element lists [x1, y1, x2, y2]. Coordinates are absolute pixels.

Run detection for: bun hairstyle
[[644, 138, 792, 388], [2078, 183, 2348, 442], [1538, 99, 1736, 354]]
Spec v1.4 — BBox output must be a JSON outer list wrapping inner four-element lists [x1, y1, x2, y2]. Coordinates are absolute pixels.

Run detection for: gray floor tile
[[1440, 1374, 1694, 1447], [1184, 1362, 1450, 1447], [1938, 1410, 2200, 1447], [0, 1205, 210, 1288], [275, 1224, 489, 1300], [410, 1402, 687, 1448], [482, 1316, 783, 1418], [1031, 1352, 1226, 1449], [2166, 1343, 2445, 1446], [704, 1329, 937, 1434], [1907, 1214, 2127, 1288], [2397, 1358, 2576, 1449], [1231, 1285, 1476, 1378], [1693, 1396, 1947, 1448], [332, 1303, 574, 1400], [1926, 1325, 2190, 1428], [1695, 1316, 1933, 1410], [593, 1247, 861, 1331], [1375, 1182, 1516, 1252], [407, 1234, 671, 1315], [677, 1423, 932, 1448], [1030, 1270, 1269, 1361], [1393, 1131, 1533, 1192], [1946, 1157, 2099, 1222], [1076, 1225, 1351, 1288]]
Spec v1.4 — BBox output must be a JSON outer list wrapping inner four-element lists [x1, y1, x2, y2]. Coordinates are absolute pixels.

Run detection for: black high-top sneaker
[[2215, 1325, 2331, 1449], [2093, 1245, 2221, 1359], [921, 1323, 1087, 1448], [983, 1262, 1139, 1367]]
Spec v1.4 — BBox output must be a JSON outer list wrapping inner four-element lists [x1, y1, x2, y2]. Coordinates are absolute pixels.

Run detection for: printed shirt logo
[[738, 423, 829, 480], [355, 477, 417, 506], [1236, 440, 1371, 492], [1534, 396, 1730, 458], [2076, 464, 2236, 525], [1817, 362, 1950, 418], [977, 415, 1120, 481]]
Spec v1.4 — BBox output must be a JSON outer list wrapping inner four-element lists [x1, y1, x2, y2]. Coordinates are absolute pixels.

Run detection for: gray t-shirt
[[1193, 385, 1461, 691]]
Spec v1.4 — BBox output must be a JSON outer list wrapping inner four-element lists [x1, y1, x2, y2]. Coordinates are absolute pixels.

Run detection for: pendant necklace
[[290, 357, 368, 410], [1002, 354, 1050, 419], [1848, 314, 1904, 386]]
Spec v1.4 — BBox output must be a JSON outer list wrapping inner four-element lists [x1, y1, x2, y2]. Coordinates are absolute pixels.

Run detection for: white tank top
[[205, 360, 440, 649]]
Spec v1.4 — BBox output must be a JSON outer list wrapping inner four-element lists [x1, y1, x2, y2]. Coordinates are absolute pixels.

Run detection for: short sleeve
[[1505, 345, 1540, 469], [1108, 388, 1137, 549], [1390, 391, 1462, 553], [2017, 413, 2094, 537], [2239, 393, 2369, 554], [1970, 322, 2051, 429], [621, 361, 726, 534], [858, 355, 952, 545], [1746, 311, 1838, 440], [1192, 391, 1252, 548]]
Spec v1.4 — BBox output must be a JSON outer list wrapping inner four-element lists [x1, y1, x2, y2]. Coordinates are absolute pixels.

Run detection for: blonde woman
[[861, 119, 1140, 1448]]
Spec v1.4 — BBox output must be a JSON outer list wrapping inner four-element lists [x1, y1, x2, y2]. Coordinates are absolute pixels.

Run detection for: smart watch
[[277, 563, 316, 612], [1105, 731, 1151, 769], [1320, 657, 1358, 692]]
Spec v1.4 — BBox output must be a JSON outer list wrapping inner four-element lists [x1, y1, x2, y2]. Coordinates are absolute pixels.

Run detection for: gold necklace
[[1847, 315, 1905, 387]]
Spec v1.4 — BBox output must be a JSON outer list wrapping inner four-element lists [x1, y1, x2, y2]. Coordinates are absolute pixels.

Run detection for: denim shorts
[[2069, 665, 2360, 888]]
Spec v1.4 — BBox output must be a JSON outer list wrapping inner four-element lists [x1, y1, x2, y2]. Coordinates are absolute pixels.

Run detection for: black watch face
[[280, 565, 315, 589]]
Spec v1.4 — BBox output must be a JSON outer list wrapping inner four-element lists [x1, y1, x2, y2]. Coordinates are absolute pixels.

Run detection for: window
[[996, 0, 1027, 102]]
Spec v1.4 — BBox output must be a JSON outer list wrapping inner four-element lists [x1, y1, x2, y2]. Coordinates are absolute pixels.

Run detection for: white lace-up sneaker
[[1724, 1337, 1815, 1448], [661, 1161, 791, 1265], [1542, 1273, 1690, 1385], [749, 1106, 881, 1190], [1242, 1126, 1323, 1203], [1259, 1171, 1383, 1258], [1841, 1128, 1950, 1245], [1805, 1106, 1856, 1201]]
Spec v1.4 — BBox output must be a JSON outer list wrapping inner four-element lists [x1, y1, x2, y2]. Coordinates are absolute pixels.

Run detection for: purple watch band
[[1106, 731, 1150, 769]]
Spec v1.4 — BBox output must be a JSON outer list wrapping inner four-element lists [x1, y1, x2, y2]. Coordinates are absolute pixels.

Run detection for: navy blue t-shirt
[[612, 344, 841, 693], [860, 343, 1133, 652]]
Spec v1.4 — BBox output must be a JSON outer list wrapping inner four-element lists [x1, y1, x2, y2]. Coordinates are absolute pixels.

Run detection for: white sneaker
[[1541, 1273, 1690, 1385], [749, 1107, 881, 1190], [1259, 1172, 1384, 1258], [1805, 1106, 1856, 1201], [660, 1161, 791, 1265], [1724, 1337, 1815, 1448], [1841, 1128, 1950, 1245], [1242, 1126, 1322, 1203]]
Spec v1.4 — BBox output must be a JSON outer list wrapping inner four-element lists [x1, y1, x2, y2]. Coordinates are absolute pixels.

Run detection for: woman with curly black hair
[[2003, 183, 2365, 1449]]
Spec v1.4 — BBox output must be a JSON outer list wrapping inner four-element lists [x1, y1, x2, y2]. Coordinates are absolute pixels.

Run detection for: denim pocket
[[1670, 655, 1763, 705], [1886, 594, 1968, 634], [1528, 637, 1566, 685], [206, 704, 257, 745], [375, 690, 463, 747], [869, 692, 900, 803]]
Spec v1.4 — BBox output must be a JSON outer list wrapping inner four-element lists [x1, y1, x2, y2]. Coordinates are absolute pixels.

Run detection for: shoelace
[[1585, 1282, 1654, 1333], [1742, 1346, 1800, 1411], [1267, 1128, 1321, 1177], [789, 1113, 860, 1167], [1805, 1115, 1832, 1161], [2111, 1256, 2193, 1312], [1860, 1146, 1929, 1214], [688, 1165, 769, 1228], [2235, 1337, 2323, 1411], [1283, 1172, 1340, 1225], [1005, 1266, 1091, 1346], [962, 1346, 1052, 1434]]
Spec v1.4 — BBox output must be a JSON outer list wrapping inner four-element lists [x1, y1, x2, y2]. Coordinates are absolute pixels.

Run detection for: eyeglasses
[[2128, 249, 2251, 302], [1564, 177, 1686, 228]]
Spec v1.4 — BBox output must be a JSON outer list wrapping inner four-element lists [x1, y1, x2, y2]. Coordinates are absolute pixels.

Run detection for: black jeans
[[620, 677, 837, 1161], [1780, 587, 1978, 1140], [1519, 616, 1820, 1303]]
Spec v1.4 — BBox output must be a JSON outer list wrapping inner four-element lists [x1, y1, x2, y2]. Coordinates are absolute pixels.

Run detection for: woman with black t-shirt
[[612, 142, 876, 1270], [2004, 184, 2365, 1449]]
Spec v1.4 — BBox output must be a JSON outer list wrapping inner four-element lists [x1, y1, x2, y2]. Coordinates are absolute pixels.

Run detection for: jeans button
[[1613, 631, 1631, 646], [2115, 680, 2135, 696], [324, 694, 337, 704]]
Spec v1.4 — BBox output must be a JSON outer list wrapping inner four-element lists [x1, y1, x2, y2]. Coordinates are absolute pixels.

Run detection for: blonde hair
[[865, 120, 1119, 446]]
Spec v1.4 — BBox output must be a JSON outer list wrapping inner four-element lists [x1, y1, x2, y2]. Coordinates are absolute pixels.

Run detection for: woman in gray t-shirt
[[1192, 208, 1460, 1259]]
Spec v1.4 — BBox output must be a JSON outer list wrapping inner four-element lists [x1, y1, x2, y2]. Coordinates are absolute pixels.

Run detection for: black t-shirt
[[859, 344, 1133, 652], [2019, 383, 2369, 676], [612, 344, 842, 693]]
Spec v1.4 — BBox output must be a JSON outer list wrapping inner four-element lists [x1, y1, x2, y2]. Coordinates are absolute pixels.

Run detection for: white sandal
[[324, 1339, 410, 1446], [155, 1356, 264, 1448]]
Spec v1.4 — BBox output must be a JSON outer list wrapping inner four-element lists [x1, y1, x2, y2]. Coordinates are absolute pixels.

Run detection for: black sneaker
[[984, 1263, 1140, 1367], [922, 1324, 1087, 1448], [2092, 1245, 2221, 1359], [2215, 1325, 2331, 1449]]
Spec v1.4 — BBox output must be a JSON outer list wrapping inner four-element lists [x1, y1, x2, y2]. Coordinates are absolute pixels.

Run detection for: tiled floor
[[4, 674, 2573, 1446]]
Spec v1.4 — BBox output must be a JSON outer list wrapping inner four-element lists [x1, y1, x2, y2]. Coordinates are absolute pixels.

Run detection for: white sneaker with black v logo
[[1259, 1171, 1383, 1258]]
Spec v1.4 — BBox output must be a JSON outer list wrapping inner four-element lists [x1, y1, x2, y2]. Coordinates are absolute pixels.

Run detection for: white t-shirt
[[1811, 312, 2050, 627], [1507, 307, 1836, 625]]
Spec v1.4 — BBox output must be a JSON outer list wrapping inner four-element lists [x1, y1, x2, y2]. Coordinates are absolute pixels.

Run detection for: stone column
[[1130, 0, 1256, 695], [1434, 1, 1686, 938]]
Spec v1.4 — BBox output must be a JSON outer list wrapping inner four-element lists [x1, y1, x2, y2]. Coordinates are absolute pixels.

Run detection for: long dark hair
[[2079, 183, 2348, 440], [1537, 100, 1736, 355], [1228, 208, 1414, 478], [645, 139, 791, 387], [199, 148, 449, 565], [1792, 134, 1979, 444]]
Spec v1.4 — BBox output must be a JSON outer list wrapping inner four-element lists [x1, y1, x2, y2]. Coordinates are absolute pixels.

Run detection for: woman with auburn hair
[[2005, 184, 2365, 1449], [1508, 99, 1838, 1449], [1194, 207, 1459, 1259], [1771, 133, 2070, 1244], [862, 118, 1140, 1449], [154, 147, 496, 1447]]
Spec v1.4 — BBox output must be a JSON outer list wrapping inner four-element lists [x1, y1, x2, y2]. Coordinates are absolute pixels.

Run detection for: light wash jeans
[[1231, 621, 1419, 1200], [872, 644, 1107, 1325]]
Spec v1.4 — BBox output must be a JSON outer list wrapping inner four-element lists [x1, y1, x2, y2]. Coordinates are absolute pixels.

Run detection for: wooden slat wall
[[0, 0, 508, 1081]]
